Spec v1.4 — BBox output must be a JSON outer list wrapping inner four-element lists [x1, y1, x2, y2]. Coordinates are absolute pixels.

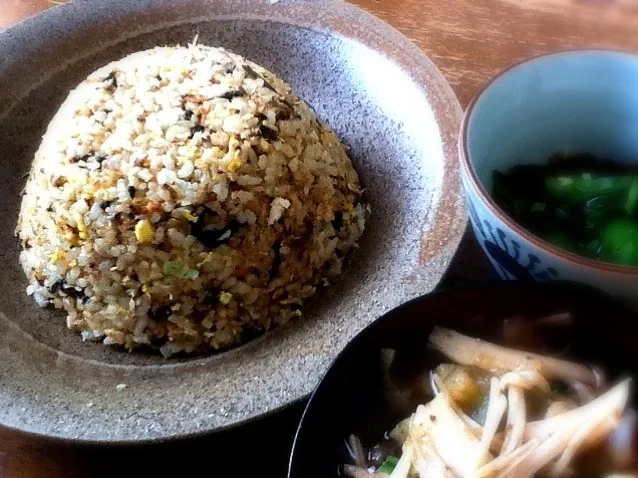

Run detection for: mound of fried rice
[[17, 44, 366, 356]]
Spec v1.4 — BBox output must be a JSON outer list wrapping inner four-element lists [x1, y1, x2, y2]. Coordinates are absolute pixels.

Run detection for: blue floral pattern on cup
[[467, 200, 560, 281]]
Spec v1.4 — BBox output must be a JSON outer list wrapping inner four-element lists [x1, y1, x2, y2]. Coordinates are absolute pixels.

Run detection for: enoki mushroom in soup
[[343, 322, 637, 478]]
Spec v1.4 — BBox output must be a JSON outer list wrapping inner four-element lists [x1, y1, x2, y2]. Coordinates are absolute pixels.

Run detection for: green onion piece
[[378, 456, 399, 475], [162, 261, 199, 279]]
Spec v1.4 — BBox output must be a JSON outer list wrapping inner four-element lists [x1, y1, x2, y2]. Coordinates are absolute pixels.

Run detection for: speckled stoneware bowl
[[0, 0, 465, 442]]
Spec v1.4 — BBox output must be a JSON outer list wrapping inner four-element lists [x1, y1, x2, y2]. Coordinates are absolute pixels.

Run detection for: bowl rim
[[287, 279, 638, 477], [459, 48, 638, 275]]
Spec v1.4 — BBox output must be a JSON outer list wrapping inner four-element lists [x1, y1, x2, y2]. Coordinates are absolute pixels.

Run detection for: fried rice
[[16, 43, 366, 356]]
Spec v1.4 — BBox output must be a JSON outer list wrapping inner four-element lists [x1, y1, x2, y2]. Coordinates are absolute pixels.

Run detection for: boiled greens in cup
[[491, 153, 638, 266]]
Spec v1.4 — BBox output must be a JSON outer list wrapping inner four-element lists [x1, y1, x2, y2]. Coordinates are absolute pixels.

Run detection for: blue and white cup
[[459, 50, 638, 304]]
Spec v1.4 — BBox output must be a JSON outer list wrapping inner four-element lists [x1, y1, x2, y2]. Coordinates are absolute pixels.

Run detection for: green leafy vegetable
[[162, 261, 199, 279], [544, 230, 579, 254], [545, 173, 634, 204], [583, 192, 627, 231], [378, 456, 399, 475], [584, 239, 602, 256], [491, 153, 638, 266], [626, 177, 638, 216], [600, 217, 638, 265]]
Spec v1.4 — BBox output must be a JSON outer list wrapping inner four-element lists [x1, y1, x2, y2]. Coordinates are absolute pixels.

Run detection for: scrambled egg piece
[[50, 248, 66, 264], [227, 150, 241, 172], [219, 291, 233, 305], [75, 213, 88, 240], [135, 219, 154, 245], [183, 211, 198, 223]]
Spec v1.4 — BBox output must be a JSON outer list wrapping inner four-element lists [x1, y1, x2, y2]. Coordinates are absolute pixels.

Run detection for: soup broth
[[341, 311, 637, 478]]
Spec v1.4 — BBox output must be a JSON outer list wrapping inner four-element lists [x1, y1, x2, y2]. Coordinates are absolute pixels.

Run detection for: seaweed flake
[[241, 327, 265, 343], [259, 124, 278, 141], [220, 90, 243, 100], [272, 98, 294, 121], [331, 211, 343, 233], [202, 287, 221, 305], [190, 123, 206, 139], [71, 153, 93, 164], [269, 241, 282, 279], [243, 64, 259, 80], [191, 206, 242, 248], [103, 70, 118, 90], [147, 305, 172, 322], [49, 281, 64, 294], [184, 109, 194, 121], [50, 281, 86, 300], [243, 64, 277, 92], [128, 186, 136, 198], [100, 200, 113, 210], [156, 75, 162, 81]]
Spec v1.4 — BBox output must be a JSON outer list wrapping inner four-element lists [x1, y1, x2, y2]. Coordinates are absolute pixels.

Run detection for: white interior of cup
[[466, 51, 638, 192]]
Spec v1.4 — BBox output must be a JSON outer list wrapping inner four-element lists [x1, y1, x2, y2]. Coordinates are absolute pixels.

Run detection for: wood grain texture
[[0, 1, 56, 28], [502, 0, 638, 27], [350, 0, 638, 106], [0, 0, 636, 476]]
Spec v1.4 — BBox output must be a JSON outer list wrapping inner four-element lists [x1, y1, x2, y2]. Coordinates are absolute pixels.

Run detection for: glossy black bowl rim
[[287, 279, 636, 476]]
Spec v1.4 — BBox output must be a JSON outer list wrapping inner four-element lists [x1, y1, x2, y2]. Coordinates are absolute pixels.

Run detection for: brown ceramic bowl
[[0, 0, 464, 441]]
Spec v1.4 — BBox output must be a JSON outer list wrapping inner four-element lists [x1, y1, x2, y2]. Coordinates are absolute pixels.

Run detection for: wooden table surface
[[2, 0, 638, 476]]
